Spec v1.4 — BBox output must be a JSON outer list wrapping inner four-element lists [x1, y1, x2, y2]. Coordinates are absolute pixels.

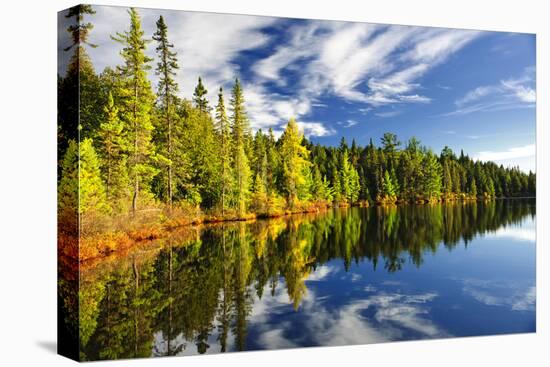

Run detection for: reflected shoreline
[[75, 197, 536, 269]]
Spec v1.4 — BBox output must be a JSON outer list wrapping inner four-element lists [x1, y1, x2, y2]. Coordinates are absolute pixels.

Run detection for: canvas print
[[57, 4, 536, 362]]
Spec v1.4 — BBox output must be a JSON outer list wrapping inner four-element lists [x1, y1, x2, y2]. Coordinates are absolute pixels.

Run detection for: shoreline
[[61, 196, 535, 264]]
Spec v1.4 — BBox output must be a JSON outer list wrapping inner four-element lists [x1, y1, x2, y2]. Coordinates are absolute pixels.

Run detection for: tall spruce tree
[[422, 152, 442, 201], [230, 78, 251, 215], [153, 15, 179, 207], [193, 77, 210, 114], [215, 87, 234, 214], [112, 8, 157, 212], [59, 4, 104, 159]]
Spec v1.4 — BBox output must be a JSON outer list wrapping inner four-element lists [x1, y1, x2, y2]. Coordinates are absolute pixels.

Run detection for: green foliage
[[59, 139, 108, 219], [230, 78, 252, 215], [381, 170, 397, 200], [112, 8, 158, 211], [97, 93, 129, 198], [193, 77, 210, 113], [153, 15, 180, 207], [215, 87, 234, 214], [339, 150, 361, 203], [422, 152, 442, 200], [279, 118, 311, 207]]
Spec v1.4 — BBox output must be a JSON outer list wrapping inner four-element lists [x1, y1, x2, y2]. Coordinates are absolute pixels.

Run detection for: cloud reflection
[[248, 278, 448, 350], [460, 278, 536, 312]]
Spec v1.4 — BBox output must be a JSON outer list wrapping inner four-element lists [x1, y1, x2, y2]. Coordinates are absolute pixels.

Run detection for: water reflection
[[60, 199, 536, 360]]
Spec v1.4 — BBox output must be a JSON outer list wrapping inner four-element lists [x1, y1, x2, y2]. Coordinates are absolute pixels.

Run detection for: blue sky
[[59, 6, 536, 172]]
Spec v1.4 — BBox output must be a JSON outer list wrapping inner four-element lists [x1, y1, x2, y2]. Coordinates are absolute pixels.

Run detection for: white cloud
[[243, 84, 333, 136], [489, 226, 536, 242], [251, 21, 480, 120], [87, 6, 277, 105], [446, 67, 536, 116], [337, 119, 359, 128], [296, 121, 336, 137], [460, 279, 536, 312], [485, 217, 536, 242], [306, 265, 338, 281], [501, 78, 536, 103], [455, 85, 499, 107], [474, 144, 535, 162]]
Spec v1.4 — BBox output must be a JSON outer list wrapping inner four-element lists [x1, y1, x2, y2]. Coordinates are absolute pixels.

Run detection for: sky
[[59, 5, 536, 172]]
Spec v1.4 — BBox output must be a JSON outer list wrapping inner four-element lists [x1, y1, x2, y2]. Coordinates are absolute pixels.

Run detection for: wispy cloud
[[444, 67, 536, 116], [337, 119, 359, 128], [460, 278, 536, 312], [474, 144, 535, 162], [375, 110, 402, 118], [250, 21, 479, 126]]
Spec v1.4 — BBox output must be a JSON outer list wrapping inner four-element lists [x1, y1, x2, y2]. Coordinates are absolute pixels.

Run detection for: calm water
[[71, 199, 536, 360]]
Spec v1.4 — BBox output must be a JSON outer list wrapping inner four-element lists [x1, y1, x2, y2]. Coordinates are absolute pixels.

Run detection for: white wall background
[[0, 0, 547, 366]]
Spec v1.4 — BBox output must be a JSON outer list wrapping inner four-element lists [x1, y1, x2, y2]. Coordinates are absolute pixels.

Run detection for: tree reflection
[[66, 199, 535, 360]]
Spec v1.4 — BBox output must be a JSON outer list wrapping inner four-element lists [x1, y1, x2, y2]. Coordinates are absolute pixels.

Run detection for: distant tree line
[[58, 7, 536, 227]]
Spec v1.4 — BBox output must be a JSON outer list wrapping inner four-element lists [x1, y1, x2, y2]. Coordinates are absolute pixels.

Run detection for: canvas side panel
[[57, 5, 80, 362]]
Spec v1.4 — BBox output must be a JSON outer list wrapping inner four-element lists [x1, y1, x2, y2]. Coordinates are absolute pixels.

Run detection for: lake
[[67, 199, 536, 360]]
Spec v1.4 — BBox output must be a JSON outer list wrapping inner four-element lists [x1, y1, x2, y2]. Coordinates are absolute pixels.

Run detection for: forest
[[58, 6, 536, 249]]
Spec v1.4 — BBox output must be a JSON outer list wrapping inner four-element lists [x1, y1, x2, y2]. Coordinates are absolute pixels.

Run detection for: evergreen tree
[[381, 170, 397, 200], [527, 171, 536, 196], [59, 139, 108, 232], [153, 15, 179, 207], [63, 5, 97, 51], [112, 8, 158, 212], [215, 87, 234, 214], [442, 161, 453, 196], [97, 92, 129, 207], [469, 177, 478, 197], [59, 4, 105, 158], [230, 78, 251, 215], [193, 77, 210, 114], [340, 150, 360, 203], [422, 152, 442, 201], [279, 118, 311, 207]]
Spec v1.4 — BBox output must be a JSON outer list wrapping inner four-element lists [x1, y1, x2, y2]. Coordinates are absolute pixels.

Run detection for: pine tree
[[193, 77, 210, 114], [59, 4, 104, 157], [332, 170, 342, 203], [59, 139, 108, 233], [381, 170, 397, 200], [442, 161, 453, 196], [63, 5, 97, 51], [153, 15, 179, 207], [97, 92, 129, 206], [340, 150, 360, 203], [422, 152, 442, 201], [469, 177, 478, 197], [279, 118, 311, 207], [230, 78, 251, 215], [215, 87, 234, 214], [112, 8, 158, 212]]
